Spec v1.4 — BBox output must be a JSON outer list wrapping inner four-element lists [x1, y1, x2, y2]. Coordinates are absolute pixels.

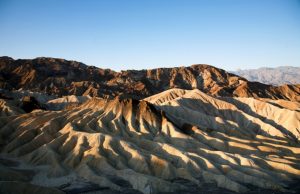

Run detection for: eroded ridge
[[0, 89, 300, 194]]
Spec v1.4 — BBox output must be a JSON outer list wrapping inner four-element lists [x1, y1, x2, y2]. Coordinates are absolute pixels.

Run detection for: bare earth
[[0, 88, 300, 194]]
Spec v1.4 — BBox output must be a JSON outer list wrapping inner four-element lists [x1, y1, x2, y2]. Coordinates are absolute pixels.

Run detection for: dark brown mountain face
[[0, 56, 299, 101]]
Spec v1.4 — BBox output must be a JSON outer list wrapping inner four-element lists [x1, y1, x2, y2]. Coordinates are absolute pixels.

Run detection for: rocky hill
[[0, 88, 300, 194], [1, 57, 300, 194], [233, 66, 300, 86], [1, 57, 299, 101]]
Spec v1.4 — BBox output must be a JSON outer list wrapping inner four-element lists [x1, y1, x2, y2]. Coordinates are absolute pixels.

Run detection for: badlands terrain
[[1, 57, 299, 101], [0, 57, 300, 194]]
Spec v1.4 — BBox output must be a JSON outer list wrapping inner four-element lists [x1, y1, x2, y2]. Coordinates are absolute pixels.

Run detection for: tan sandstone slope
[[0, 89, 300, 194]]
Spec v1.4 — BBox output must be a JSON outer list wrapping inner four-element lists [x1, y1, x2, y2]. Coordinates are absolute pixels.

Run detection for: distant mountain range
[[0, 56, 299, 102], [232, 66, 300, 86]]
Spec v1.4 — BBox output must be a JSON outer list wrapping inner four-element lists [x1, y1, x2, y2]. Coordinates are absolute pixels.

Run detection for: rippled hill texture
[[0, 57, 300, 194], [0, 88, 300, 194]]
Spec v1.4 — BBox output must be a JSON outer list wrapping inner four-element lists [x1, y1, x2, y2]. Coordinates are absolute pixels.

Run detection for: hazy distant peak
[[233, 66, 300, 86]]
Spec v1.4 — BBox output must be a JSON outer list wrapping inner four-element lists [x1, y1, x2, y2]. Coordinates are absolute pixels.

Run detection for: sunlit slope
[[0, 89, 300, 193]]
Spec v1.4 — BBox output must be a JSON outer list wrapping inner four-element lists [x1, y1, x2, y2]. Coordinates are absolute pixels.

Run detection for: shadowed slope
[[0, 89, 300, 193]]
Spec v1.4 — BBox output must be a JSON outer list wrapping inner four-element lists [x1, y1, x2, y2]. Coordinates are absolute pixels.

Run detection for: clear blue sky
[[0, 0, 299, 71]]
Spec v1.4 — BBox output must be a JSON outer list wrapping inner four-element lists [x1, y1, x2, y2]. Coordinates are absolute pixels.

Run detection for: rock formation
[[0, 89, 299, 193], [1, 56, 300, 194], [1, 57, 299, 101]]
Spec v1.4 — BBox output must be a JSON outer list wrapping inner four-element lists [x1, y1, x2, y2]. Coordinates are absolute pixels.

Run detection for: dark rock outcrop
[[21, 96, 45, 113], [1, 56, 299, 101]]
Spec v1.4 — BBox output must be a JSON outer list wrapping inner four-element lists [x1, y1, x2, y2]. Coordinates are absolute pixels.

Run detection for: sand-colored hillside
[[0, 89, 300, 194], [46, 95, 91, 110]]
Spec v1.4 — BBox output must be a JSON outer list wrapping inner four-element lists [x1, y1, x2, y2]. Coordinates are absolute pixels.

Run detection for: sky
[[0, 0, 299, 71]]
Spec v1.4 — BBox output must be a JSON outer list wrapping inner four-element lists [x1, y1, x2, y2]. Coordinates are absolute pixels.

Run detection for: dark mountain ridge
[[1, 56, 299, 101]]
